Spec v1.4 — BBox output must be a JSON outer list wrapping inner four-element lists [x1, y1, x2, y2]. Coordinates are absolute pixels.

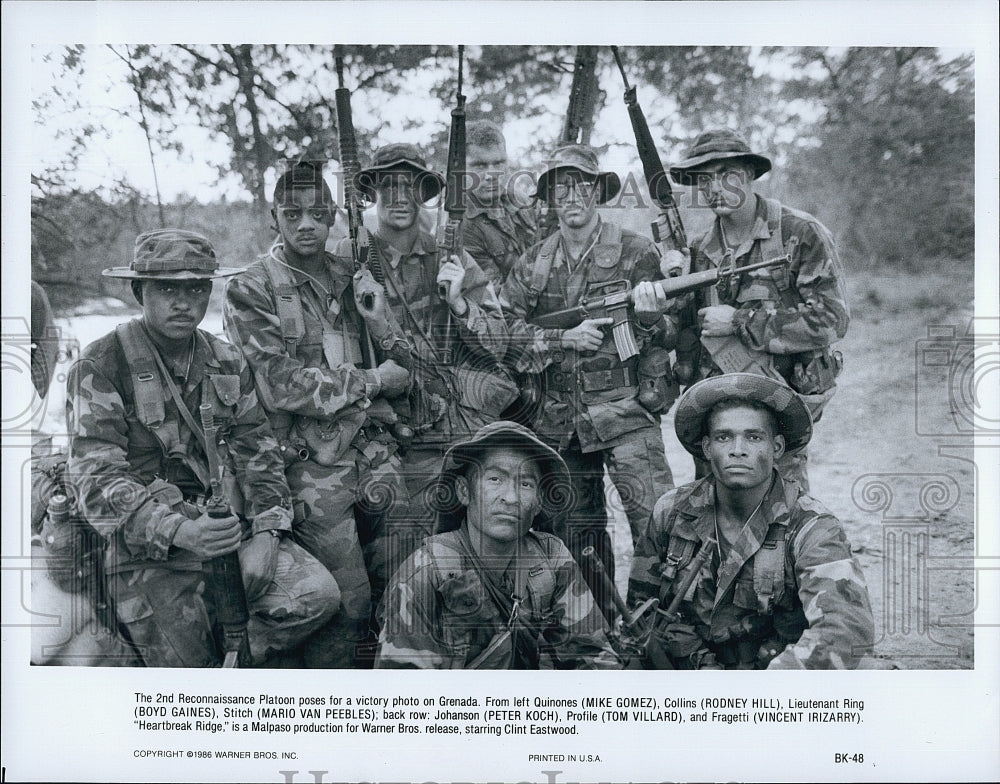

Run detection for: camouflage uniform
[[66, 324, 338, 667], [331, 230, 513, 556], [463, 194, 538, 286], [669, 130, 849, 489], [224, 246, 411, 665], [500, 219, 674, 587], [376, 529, 620, 669], [629, 471, 873, 669]]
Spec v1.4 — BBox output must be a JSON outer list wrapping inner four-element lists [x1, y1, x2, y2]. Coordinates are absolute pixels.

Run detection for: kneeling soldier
[[376, 421, 620, 669], [629, 373, 873, 669], [66, 229, 339, 667]]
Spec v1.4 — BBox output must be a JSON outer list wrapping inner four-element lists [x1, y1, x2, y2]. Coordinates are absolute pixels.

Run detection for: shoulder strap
[[752, 521, 788, 613], [528, 232, 563, 296], [760, 198, 802, 309], [116, 321, 166, 429], [263, 251, 306, 360]]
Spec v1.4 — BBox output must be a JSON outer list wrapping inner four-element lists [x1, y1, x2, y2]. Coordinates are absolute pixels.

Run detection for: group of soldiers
[[35, 119, 874, 670]]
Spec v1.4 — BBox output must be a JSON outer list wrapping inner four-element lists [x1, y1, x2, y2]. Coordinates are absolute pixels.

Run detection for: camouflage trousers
[[286, 440, 408, 666], [107, 538, 338, 667], [553, 426, 674, 609]]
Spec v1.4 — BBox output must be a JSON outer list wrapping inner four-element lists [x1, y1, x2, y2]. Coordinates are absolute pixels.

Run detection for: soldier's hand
[[660, 248, 689, 278], [561, 317, 614, 353], [172, 511, 242, 559], [239, 531, 280, 602], [375, 359, 409, 398], [633, 281, 668, 326], [698, 304, 737, 337], [437, 256, 468, 316], [353, 269, 391, 337]]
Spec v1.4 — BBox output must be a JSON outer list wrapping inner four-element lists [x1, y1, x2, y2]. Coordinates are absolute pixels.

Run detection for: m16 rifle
[[200, 402, 251, 668], [437, 44, 467, 366], [530, 256, 790, 361], [335, 48, 414, 446], [610, 46, 688, 277], [335, 47, 382, 366], [580, 546, 656, 660]]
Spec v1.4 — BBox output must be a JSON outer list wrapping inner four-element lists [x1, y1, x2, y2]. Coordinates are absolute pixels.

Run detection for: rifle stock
[[199, 403, 251, 668]]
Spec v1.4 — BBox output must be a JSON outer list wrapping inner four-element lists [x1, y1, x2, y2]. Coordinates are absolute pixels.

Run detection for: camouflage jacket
[[629, 472, 874, 669], [463, 194, 538, 286], [332, 229, 512, 444], [679, 195, 849, 361], [376, 528, 620, 669], [500, 220, 671, 451], [66, 323, 292, 574], [223, 247, 412, 459]]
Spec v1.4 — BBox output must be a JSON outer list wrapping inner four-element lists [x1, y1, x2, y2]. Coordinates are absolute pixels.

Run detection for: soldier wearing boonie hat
[[375, 421, 619, 670], [66, 228, 340, 667], [662, 128, 850, 492], [628, 373, 873, 670], [332, 143, 514, 564], [499, 143, 676, 609]]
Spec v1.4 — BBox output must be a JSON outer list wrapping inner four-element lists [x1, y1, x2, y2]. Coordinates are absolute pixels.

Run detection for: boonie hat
[[534, 144, 622, 204], [102, 229, 246, 280], [356, 143, 446, 204], [432, 420, 571, 533], [674, 373, 813, 457], [669, 128, 773, 184]]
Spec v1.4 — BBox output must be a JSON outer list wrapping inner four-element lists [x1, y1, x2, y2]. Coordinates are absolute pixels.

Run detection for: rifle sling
[[134, 326, 208, 454], [453, 526, 537, 668]]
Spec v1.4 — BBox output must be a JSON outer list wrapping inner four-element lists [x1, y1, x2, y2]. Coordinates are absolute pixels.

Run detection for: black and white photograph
[[2, 1, 998, 782]]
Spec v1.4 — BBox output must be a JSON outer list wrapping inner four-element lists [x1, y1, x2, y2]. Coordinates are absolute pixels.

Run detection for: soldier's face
[[701, 405, 785, 491], [140, 279, 211, 344], [692, 160, 753, 216], [376, 173, 420, 231], [458, 447, 542, 546], [274, 187, 333, 257], [551, 170, 600, 229], [467, 143, 508, 204]]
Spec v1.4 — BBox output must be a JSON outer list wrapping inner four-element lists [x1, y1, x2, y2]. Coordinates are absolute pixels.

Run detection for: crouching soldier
[[66, 229, 339, 667], [376, 421, 620, 669], [628, 373, 873, 669]]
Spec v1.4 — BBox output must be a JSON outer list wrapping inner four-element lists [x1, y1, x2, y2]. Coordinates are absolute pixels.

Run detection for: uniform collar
[[374, 228, 437, 269], [699, 194, 772, 263]]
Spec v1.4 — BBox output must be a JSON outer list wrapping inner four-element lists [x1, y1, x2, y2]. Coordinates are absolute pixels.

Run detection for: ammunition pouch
[[580, 365, 637, 394], [636, 347, 679, 414], [790, 348, 842, 395]]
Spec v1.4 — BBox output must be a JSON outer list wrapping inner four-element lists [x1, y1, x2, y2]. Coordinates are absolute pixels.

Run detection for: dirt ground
[[40, 268, 977, 670]]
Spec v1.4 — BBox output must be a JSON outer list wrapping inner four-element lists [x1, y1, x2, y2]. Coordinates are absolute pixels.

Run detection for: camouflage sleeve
[[767, 509, 874, 670], [498, 249, 562, 374], [627, 489, 676, 605], [451, 250, 509, 363], [374, 548, 453, 669], [543, 543, 621, 669], [461, 220, 503, 286], [65, 358, 188, 561], [220, 349, 293, 533], [223, 270, 379, 421], [734, 219, 850, 355]]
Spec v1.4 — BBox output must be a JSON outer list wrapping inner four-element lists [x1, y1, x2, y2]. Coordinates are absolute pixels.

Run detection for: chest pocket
[[206, 374, 241, 422], [735, 269, 785, 304], [524, 561, 557, 625]]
